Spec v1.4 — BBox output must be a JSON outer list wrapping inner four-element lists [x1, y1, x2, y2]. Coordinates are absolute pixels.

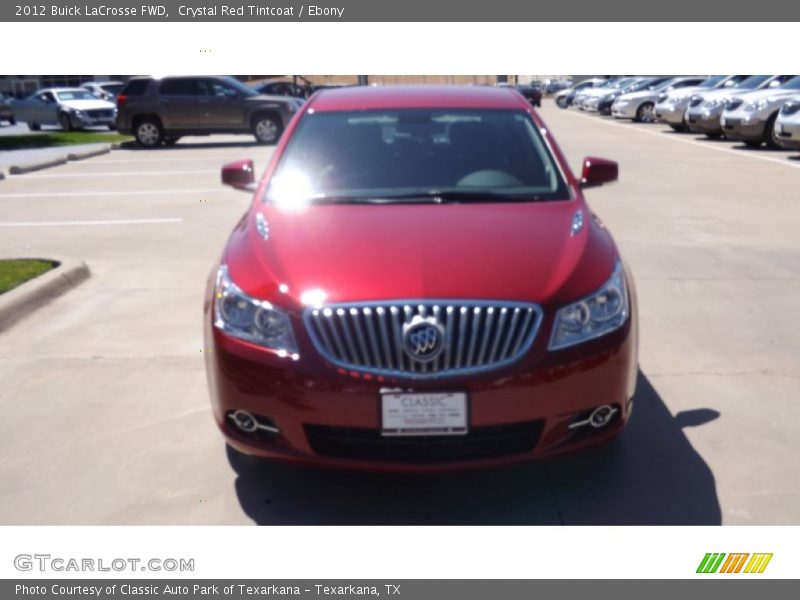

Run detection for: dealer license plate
[[380, 391, 468, 437]]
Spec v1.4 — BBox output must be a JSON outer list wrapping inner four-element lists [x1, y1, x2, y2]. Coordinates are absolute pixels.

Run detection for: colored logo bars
[[697, 553, 773, 574]]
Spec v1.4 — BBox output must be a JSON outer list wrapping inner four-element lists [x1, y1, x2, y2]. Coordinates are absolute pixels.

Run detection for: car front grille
[[305, 421, 545, 464], [304, 300, 543, 379], [87, 109, 113, 118]]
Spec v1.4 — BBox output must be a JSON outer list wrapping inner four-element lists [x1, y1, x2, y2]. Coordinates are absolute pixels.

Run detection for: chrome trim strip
[[304, 299, 544, 380]]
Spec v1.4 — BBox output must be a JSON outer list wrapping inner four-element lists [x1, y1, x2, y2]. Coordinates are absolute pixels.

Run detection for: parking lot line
[[0, 218, 184, 226], [0, 189, 220, 198], [560, 109, 800, 171], [23, 170, 218, 178]]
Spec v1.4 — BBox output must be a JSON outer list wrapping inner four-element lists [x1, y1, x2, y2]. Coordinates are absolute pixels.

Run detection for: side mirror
[[221, 159, 256, 192], [580, 157, 618, 188]]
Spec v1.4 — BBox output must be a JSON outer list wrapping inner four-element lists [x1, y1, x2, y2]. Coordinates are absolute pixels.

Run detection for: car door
[[198, 78, 246, 129], [20, 91, 59, 123], [158, 78, 204, 130]]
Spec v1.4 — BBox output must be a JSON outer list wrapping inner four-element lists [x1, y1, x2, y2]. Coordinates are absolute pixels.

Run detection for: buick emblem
[[402, 316, 445, 362]]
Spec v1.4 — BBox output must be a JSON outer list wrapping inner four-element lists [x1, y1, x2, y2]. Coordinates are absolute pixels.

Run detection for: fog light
[[228, 410, 280, 435], [568, 404, 619, 431]]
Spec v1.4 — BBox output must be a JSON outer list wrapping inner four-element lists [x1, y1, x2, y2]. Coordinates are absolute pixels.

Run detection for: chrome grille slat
[[304, 300, 543, 380]]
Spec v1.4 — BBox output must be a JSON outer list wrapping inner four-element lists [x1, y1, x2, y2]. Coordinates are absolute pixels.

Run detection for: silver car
[[685, 76, 791, 139], [11, 87, 117, 131], [654, 75, 749, 131], [721, 76, 800, 147], [612, 76, 706, 122], [554, 78, 606, 108], [774, 97, 800, 150], [575, 77, 639, 111]]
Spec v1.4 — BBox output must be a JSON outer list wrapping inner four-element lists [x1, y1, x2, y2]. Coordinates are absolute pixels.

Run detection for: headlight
[[213, 264, 298, 355], [744, 99, 768, 113], [549, 261, 629, 350]]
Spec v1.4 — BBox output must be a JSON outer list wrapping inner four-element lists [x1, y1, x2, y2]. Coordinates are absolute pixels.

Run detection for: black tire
[[634, 102, 656, 123], [163, 136, 181, 146], [705, 132, 722, 140], [134, 117, 164, 148], [556, 96, 568, 109], [59, 112, 73, 132], [763, 112, 780, 149], [744, 140, 762, 148], [107, 123, 116, 131], [252, 113, 283, 144], [8, 116, 15, 125], [669, 123, 688, 132], [28, 122, 40, 131]]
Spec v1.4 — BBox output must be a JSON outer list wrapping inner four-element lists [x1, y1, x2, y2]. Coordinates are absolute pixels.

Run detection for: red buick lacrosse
[[204, 85, 638, 471]]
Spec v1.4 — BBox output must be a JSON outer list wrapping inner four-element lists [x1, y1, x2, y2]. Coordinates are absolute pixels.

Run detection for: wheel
[[28, 122, 40, 131], [8, 116, 15, 125], [634, 102, 655, 123], [59, 112, 73, 132], [705, 132, 722, 140], [134, 118, 164, 148], [556, 96, 568, 109], [763, 112, 780, 149], [669, 123, 688, 132], [163, 136, 181, 146], [252, 114, 282, 144], [744, 140, 762, 148]]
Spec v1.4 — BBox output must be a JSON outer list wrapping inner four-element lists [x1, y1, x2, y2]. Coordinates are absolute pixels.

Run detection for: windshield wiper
[[315, 190, 546, 204]]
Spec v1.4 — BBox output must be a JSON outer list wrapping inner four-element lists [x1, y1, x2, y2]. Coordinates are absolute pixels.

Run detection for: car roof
[[308, 85, 528, 112]]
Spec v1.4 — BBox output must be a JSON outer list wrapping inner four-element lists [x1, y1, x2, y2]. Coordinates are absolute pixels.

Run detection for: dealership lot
[[0, 102, 798, 525]]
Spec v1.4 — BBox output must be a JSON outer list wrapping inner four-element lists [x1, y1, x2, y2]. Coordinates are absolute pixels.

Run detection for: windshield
[[699, 75, 727, 89], [264, 108, 570, 207], [56, 90, 98, 101], [100, 83, 124, 95], [220, 76, 259, 97], [779, 76, 800, 90]]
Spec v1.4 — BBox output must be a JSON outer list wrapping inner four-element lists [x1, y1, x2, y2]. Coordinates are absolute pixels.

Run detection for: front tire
[[252, 114, 282, 145], [556, 96, 568, 109], [669, 123, 688, 132], [28, 122, 40, 131], [705, 132, 722, 140], [134, 118, 164, 148], [634, 102, 655, 123], [764, 113, 780, 149], [59, 112, 73, 132]]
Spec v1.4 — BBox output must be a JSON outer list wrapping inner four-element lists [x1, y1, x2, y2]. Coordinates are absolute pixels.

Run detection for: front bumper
[[775, 118, 800, 149], [720, 113, 765, 142], [611, 102, 637, 119], [72, 111, 116, 127], [654, 103, 688, 125], [686, 107, 723, 134], [205, 296, 639, 472]]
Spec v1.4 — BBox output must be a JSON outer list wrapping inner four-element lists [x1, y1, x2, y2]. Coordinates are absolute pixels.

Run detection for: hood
[[617, 90, 656, 102], [729, 87, 800, 103], [59, 98, 115, 110], [225, 201, 618, 310]]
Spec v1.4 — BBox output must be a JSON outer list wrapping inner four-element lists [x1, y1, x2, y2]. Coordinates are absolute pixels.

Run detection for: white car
[[574, 77, 639, 111], [11, 87, 117, 131], [654, 75, 748, 131], [774, 98, 800, 150], [612, 76, 706, 122], [554, 78, 607, 108], [81, 81, 124, 102]]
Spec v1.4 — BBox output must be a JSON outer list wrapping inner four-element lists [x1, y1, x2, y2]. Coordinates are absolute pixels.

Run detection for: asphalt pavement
[[0, 104, 798, 525]]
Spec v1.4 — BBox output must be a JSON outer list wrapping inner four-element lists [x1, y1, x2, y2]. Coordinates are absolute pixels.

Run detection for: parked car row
[[556, 75, 800, 150]]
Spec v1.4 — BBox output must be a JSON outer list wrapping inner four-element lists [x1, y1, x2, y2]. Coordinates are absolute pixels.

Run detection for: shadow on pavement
[[229, 370, 721, 525], [119, 140, 263, 151]]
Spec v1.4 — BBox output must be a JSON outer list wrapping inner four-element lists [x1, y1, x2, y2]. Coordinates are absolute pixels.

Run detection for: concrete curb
[[0, 257, 90, 332], [67, 145, 111, 161], [9, 156, 68, 175]]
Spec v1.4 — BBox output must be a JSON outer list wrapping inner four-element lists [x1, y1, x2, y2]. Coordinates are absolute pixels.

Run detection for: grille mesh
[[304, 300, 542, 379]]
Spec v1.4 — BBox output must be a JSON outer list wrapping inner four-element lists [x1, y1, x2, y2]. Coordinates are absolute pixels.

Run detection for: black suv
[[116, 76, 302, 147]]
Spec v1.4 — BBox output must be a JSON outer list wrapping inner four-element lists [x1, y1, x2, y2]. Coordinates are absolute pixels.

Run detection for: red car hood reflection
[[225, 200, 617, 309]]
